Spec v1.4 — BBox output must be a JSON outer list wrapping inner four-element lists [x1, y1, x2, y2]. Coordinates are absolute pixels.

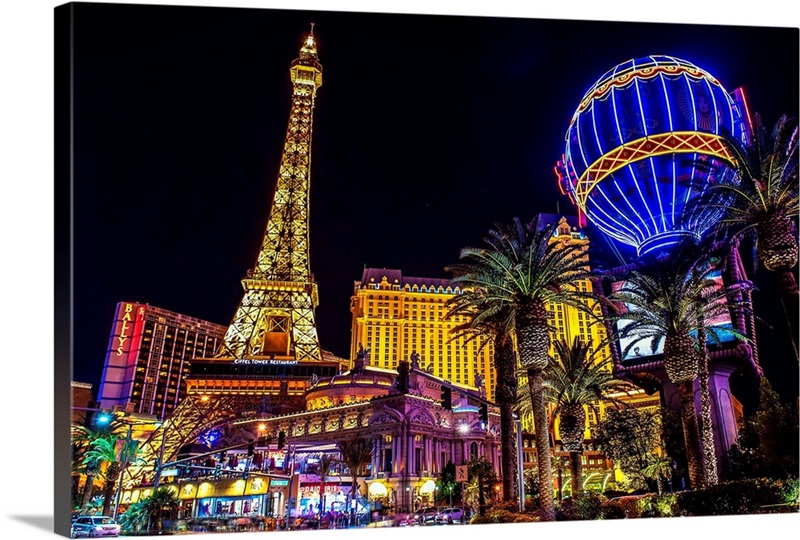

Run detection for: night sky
[[71, 3, 798, 412]]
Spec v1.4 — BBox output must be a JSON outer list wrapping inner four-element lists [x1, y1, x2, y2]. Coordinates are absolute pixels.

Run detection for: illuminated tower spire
[[219, 29, 323, 361]]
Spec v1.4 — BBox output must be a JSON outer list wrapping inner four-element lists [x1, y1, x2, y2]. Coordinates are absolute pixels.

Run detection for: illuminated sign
[[112, 303, 145, 357], [269, 479, 289, 487], [115, 303, 134, 356], [233, 359, 299, 366]]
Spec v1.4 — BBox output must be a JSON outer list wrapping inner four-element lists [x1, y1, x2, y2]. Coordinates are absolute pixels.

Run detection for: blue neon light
[[562, 56, 747, 257]]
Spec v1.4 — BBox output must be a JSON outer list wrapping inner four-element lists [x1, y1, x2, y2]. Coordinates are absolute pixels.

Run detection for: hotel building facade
[[350, 268, 496, 400], [97, 302, 228, 419]]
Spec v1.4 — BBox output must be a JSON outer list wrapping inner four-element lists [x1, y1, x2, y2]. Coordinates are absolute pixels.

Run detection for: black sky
[[70, 3, 799, 411]]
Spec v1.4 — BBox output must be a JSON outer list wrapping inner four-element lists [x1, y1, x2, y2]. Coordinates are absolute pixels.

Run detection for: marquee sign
[[233, 359, 299, 366]]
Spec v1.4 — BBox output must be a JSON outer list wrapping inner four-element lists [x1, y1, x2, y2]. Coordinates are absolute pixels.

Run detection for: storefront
[[122, 475, 291, 520], [296, 475, 351, 516]]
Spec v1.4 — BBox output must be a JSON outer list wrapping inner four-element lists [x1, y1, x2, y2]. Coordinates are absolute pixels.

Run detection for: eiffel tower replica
[[218, 28, 323, 363], [123, 27, 345, 489]]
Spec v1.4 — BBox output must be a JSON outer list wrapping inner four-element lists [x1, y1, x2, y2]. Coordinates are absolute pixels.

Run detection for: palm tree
[[73, 426, 114, 513], [542, 337, 633, 497], [71, 416, 126, 513], [316, 453, 337, 516], [447, 216, 594, 520], [81, 436, 122, 517], [467, 456, 495, 517], [445, 288, 517, 503], [142, 487, 181, 533], [117, 499, 149, 533], [695, 113, 799, 354], [608, 245, 749, 489], [337, 439, 374, 523], [694, 296, 718, 486], [643, 455, 673, 495]]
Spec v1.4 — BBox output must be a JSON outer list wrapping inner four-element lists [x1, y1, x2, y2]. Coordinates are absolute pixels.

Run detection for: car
[[421, 507, 439, 523], [434, 508, 452, 523], [408, 508, 428, 525], [435, 507, 468, 523], [70, 516, 121, 538], [434, 508, 457, 523]]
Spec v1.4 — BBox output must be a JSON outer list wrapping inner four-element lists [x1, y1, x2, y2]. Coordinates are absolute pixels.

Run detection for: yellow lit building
[[349, 268, 496, 400], [348, 215, 662, 493]]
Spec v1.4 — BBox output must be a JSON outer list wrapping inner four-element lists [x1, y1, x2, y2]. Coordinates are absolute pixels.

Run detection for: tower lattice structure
[[121, 30, 325, 489], [218, 28, 323, 362]]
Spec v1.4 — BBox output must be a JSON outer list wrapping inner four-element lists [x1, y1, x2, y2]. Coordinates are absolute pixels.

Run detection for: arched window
[[470, 442, 478, 459]]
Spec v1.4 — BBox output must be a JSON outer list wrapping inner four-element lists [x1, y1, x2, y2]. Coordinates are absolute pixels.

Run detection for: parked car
[[436, 507, 470, 523], [434, 508, 456, 523], [70, 516, 121, 538], [421, 507, 439, 523], [409, 508, 432, 525]]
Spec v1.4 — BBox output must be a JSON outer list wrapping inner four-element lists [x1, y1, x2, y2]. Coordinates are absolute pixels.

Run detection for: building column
[[425, 436, 432, 475], [407, 431, 415, 476], [373, 436, 381, 476], [392, 436, 399, 475]]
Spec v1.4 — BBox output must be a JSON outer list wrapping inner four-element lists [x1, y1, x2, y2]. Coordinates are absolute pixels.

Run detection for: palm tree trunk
[[527, 368, 555, 521], [677, 380, 705, 490], [696, 323, 718, 485], [494, 337, 518, 503], [568, 451, 582, 497], [558, 404, 586, 497], [499, 400, 517, 502], [778, 270, 799, 361], [81, 473, 96, 512], [102, 482, 115, 517], [556, 466, 563, 501]]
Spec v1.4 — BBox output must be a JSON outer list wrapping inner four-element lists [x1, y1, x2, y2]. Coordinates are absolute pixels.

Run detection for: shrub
[[469, 501, 542, 525], [637, 493, 678, 517], [598, 499, 626, 519], [491, 500, 522, 513], [675, 478, 792, 516], [556, 492, 607, 521], [602, 489, 629, 499], [599, 496, 641, 519]]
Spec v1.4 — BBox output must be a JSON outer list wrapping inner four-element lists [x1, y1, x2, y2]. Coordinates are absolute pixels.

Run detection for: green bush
[[675, 478, 794, 516], [637, 494, 678, 517], [556, 492, 607, 521], [777, 477, 799, 509], [469, 502, 541, 525], [599, 496, 641, 519], [599, 499, 627, 519]]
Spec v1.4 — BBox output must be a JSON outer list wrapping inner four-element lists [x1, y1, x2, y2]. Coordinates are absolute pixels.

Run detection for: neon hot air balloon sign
[[557, 55, 750, 257]]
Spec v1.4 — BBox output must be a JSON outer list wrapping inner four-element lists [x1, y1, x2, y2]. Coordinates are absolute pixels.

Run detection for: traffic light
[[214, 464, 221, 479], [247, 442, 255, 457], [278, 431, 286, 450], [440, 386, 452, 410], [479, 403, 488, 425]]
